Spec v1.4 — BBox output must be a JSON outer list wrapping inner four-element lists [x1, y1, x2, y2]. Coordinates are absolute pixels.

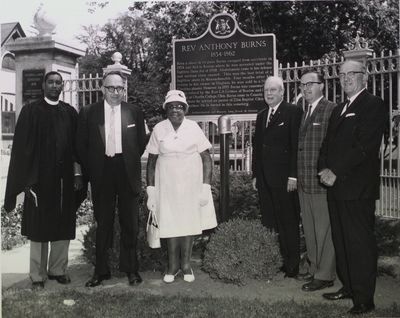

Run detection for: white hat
[[162, 90, 189, 110]]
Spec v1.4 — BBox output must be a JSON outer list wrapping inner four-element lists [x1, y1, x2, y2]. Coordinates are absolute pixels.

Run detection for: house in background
[[1, 22, 26, 148]]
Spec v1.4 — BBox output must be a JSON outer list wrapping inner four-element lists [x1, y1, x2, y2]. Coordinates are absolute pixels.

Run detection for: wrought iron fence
[[67, 47, 399, 218]]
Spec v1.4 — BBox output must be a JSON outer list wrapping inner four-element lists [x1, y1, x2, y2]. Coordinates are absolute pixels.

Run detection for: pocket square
[[345, 113, 355, 117], [127, 123, 136, 128], [312, 123, 321, 126], [278, 122, 284, 126]]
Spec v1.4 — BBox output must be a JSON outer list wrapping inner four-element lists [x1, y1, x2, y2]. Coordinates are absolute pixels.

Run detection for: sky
[[0, 0, 135, 49]]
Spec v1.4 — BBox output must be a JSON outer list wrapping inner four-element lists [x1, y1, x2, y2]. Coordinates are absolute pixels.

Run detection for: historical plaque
[[173, 13, 276, 115], [23, 69, 45, 104]]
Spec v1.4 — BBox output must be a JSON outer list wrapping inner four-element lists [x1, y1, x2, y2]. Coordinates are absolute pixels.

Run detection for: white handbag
[[146, 209, 161, 249]]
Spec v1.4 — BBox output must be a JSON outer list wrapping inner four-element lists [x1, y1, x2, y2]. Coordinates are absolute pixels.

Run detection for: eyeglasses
[[104, 86, 125, 93], [300, 82, 322, 89], [166, 104, 186, 111], [339, 71, 365, 79]]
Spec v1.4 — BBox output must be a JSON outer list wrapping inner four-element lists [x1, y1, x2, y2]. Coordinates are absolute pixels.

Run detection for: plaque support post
[[218, 115, 231, 222]]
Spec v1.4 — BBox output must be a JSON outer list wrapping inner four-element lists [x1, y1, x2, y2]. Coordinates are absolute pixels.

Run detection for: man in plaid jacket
[[297, 69, 336, 292]]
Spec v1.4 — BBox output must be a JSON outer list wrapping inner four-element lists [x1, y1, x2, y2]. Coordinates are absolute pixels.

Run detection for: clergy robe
[[4, 99, 79, 242]]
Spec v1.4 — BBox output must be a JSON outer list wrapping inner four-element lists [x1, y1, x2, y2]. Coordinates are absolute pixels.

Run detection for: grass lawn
[[2, 289, 400, 318]]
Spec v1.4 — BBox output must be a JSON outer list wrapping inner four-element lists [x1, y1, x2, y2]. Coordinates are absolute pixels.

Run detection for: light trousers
[[29, 240, 70, 282], [298, 188, 336, 281]]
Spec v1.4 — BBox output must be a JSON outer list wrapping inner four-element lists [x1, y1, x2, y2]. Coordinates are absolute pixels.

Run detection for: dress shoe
[[32, 281, 45, 291], [127, 272, 143, 286], [296, 272, 314, 282], [48, 274, 71, 284], [302, 279, 333, 291], [348, 303, 375, 315], [183, 269, 195, 283], [323, 288, 352, 300], [163, 270, 181, 283], [85, 273, 111, 287]]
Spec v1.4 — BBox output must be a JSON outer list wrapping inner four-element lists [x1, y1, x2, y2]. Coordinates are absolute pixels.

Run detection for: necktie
[[267, 108, 275, 127], [305, 104, 312, 120], [107, 106, 116, 157], [340, 99, 350, 116]]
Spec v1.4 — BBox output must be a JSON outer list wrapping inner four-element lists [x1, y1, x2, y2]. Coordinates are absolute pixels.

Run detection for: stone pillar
[[5, 36, 85, 117]]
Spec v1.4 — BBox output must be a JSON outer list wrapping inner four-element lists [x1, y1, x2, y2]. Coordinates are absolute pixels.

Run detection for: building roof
[[1, 22, 26, 46]]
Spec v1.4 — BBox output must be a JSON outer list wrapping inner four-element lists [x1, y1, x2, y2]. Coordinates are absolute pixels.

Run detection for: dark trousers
[[258, 178, 300, 276], [328, 199, 377, 306], [92, 155, 139, 275]]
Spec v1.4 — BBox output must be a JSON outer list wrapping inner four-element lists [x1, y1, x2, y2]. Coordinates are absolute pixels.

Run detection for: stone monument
[[5, 4, 85, 116]]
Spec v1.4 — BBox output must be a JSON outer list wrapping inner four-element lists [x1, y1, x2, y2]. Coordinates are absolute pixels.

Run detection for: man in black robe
[[4, 71, 83, 290]]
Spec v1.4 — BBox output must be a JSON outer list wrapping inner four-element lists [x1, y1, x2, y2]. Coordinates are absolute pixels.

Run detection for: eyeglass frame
[[299, 82, 322, 89], [338, 71, 365, 79], [104, 86, 125, 94]]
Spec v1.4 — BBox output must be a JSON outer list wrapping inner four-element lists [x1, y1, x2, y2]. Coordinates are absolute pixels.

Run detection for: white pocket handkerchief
[[127, 123, 136, 128], [312, 123, 321, 126], [345, 113, 355, 118], [278, 122, 284, 126]]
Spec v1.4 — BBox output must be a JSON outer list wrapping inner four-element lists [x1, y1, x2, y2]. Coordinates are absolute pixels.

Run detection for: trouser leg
[[339, 200, 377, 305], [312, 194, 335, 281], [115, 156, 139, 273], [30, 241, 48, 282], [328, 200, 352, 293], [272, 188, 300, 276], [48, 240, 70, 276], [180, 236, 195, 273], [92, 157, 117, 275], [166, 237, 180, 274], [298, 188, 316, 275]]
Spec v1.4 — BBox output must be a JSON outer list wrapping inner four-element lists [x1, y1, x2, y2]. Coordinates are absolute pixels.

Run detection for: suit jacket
[[298, 98, 336, 193], [318, 90, 388, 200], [252, 100, 303, 188], [76, 101, 146, 196]]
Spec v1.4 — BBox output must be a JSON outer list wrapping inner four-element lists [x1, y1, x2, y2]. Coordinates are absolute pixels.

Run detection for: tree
[[78, 0, 399, 118]]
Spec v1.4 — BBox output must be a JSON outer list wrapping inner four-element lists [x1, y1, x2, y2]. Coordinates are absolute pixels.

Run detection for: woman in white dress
[[146, 90, 217, 283]]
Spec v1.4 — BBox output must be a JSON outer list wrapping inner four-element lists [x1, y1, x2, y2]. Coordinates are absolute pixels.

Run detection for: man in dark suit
[[252, 76, 303, 278], [76, 71, 146, 287], [297, 69, 336, 292], [318, 60, 388, 315]]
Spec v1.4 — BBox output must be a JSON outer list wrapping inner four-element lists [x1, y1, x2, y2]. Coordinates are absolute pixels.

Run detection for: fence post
[[218, 115, 231, 222]]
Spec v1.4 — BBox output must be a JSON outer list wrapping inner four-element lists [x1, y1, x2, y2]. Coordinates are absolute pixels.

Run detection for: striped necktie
[[267, 108, 275, 127]]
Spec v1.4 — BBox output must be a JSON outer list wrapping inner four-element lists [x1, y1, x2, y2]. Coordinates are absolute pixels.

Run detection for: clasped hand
[[318, 168, 337, 187]]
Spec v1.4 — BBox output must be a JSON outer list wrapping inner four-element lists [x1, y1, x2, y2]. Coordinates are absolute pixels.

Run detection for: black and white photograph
[[1, 1, 399, 317]]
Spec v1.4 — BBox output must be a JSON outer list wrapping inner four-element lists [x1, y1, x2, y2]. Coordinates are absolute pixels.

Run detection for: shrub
[[1, 204, 27, 250], [211, 167, 260, 222], [202, 218, 282, 285], [376, 217, 400, 256], [76, 199, 94, 226], [81, 186, 168, 274]]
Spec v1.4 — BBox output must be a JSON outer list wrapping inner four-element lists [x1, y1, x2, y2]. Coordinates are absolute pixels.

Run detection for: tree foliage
[[78, 0, 399, 117]]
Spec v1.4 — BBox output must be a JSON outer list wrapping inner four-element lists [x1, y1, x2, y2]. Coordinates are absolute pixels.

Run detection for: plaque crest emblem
[[215, 18, 231, 35], [210, 14, 236, 38]]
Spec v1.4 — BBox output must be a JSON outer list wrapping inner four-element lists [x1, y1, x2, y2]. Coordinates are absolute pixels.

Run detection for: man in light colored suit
[[76, 71, 146, 287], [297, 69, 336, 292]]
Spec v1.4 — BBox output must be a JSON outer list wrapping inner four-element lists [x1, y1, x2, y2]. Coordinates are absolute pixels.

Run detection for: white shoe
[[163, 270, 180, 283], [183, 269, 195, 282]]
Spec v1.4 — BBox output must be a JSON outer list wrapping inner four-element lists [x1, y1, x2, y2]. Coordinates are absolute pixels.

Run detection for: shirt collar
[[348, 88, 366, 105], [104, 100, 121, 110], [310, 96, 324, 108], [269, 100, 283, 112], [44, 97, 59, 105]]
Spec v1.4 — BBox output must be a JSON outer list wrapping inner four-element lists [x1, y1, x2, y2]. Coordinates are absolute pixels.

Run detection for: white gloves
[[146, 186, 156, 211], [200, 184, 211, 207]]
